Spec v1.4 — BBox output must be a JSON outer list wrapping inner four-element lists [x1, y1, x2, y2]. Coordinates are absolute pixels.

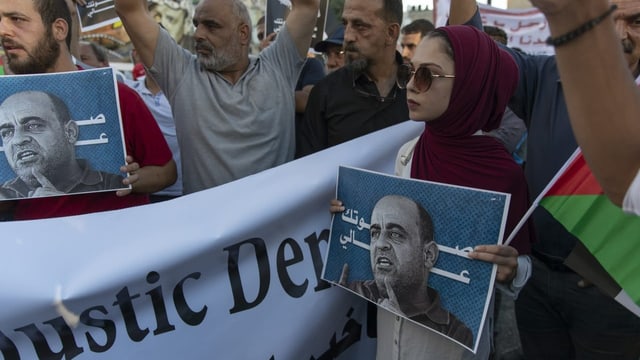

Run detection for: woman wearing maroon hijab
[[333, 25, 535, 359], [403, 25, 533, 256], [395, 25, 533, 358]]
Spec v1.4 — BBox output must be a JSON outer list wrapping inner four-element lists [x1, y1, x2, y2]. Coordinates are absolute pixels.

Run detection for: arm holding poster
[[325, 168, 516, 356], [332, 199, 520, 284], [116, 154, 177, 197], [324, 18, 535, 357]]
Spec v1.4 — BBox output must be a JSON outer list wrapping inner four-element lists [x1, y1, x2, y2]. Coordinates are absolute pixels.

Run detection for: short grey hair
[[231, 0, 252, 34]]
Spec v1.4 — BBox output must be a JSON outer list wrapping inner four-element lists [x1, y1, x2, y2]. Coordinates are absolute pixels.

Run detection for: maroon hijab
[[410, 25, 533, 254]]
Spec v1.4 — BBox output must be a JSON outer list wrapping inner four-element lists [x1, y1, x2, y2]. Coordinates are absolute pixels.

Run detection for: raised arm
[[284, 0, 321, 58], [448, 0, 478, 25], [533, 0, 640, 205], [114, 0, 160, 69]]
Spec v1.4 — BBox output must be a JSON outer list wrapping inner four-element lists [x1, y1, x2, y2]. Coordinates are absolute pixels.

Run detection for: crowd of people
[[0, 0, 638, 358]]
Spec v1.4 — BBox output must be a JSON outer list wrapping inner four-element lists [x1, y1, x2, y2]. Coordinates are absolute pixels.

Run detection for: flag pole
[[504, 147, 581, 246]]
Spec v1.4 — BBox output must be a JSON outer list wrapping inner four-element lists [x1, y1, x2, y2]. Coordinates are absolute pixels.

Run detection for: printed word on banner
[[435, 0, 553, 55]]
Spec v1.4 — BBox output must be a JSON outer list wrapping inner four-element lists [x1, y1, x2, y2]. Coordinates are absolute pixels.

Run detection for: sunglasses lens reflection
[[415, 67, 432, 92], [397, 65, 431, 92]]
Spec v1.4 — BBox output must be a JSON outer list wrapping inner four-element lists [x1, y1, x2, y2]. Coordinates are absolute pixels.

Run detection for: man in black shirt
[[295, 0, 408, 157]]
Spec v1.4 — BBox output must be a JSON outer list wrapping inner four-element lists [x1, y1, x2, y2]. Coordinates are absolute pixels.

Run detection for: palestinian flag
[[539, 149, 640, 311], [504, 148, 640, 314]]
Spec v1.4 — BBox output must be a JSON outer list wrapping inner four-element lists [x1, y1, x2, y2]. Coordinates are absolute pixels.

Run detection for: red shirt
[[13, 83, 173, 220]]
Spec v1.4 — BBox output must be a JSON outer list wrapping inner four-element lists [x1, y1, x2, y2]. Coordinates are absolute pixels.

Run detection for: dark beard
[[7, 29, 60, 74], [622, 39, 634, 54], [347, 57, 369, 73]]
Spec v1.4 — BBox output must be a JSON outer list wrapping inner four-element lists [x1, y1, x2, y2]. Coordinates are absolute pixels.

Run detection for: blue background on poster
[[323, 166, 509, 348], [0, 68, 126, 184]]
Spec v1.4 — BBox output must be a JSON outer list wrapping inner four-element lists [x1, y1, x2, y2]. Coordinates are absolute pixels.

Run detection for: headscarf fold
[[410, 25, 533, 254]]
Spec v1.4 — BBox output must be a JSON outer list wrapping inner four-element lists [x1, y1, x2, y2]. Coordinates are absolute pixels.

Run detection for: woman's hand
[[468, 245, 519, 283], [330, 199, 345, 213]]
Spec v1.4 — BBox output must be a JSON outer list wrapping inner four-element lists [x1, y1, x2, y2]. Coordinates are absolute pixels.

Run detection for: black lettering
[[276, 238, 308, 298], [225, 238, 270, 314], [0, 329, 20, 360], [304, 230, 332, 292], [145, 271, 176, 335], [80, 306, 116, 353], [112, 287, 149, 342], [15, 318, 83, 360], [173, 272, 207, 326]]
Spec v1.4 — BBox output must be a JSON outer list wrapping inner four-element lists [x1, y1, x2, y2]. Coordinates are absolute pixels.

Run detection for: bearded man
[[114, 0, 320, 193]]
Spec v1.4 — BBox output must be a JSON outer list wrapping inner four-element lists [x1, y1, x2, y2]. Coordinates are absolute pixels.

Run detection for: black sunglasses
[[396, 63, 455, 92]]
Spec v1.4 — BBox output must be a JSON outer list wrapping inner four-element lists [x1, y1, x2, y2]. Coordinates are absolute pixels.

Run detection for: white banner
[[0, 121, 422, 359], [435, 1, 553, 55]]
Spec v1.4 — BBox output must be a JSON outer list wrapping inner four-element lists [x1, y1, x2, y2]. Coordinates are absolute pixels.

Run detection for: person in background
[[332, 23, 534, 359], [148, 0, 194, 49], [313, 25, 345, 74], [78, 40, 127, 82], [0, 0, 176, 220], [530, 0, 640, 217], [296, 0, 483, 158], [296, 0, 408, 157], [482, 25, 528, 166], [449, 1, 640, 358], [254, 15, 325, 129], [400, 18, 435, 63], [483, 25, 508, 45], [113, 0, 320, 194], [126, 70, 183, 202], [79, 40, 109, 67]]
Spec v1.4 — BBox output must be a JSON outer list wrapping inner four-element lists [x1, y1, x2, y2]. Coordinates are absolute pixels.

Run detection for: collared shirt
[[346, 280, 474, 356], [149, 26, 304, 193], [1, 159, 123, 198], [296, 52, 409, 157]]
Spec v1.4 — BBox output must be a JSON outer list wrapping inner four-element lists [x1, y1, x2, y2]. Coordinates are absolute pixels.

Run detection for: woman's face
[[406, 36, 455, 123]]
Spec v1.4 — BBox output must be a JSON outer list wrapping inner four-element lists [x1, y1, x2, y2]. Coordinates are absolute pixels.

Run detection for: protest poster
[[0, 68, 129, 199], [435, 0, 553, 55], [76, 0, 120, 32], [322, 166, 511, 353]]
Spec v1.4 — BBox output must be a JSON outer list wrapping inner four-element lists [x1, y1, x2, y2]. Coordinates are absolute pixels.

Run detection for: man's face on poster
[[369, 196, 429, 299], [151, 2, 189, 43], [0, 92, 75, 185]]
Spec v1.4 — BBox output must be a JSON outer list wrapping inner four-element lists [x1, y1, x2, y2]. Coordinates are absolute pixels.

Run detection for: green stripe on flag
[[541, 194, 640, 305]]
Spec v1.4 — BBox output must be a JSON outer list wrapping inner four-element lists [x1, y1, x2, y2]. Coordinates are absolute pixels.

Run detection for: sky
[[404, 0, 509, 10]]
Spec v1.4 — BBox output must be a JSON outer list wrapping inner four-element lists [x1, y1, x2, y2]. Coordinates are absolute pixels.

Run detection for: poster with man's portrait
[[0, 68, 128, 200], [322, 166, 511, 354]]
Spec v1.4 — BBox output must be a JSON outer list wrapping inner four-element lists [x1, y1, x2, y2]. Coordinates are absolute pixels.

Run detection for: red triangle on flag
[[545, 154, 604, 196]]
